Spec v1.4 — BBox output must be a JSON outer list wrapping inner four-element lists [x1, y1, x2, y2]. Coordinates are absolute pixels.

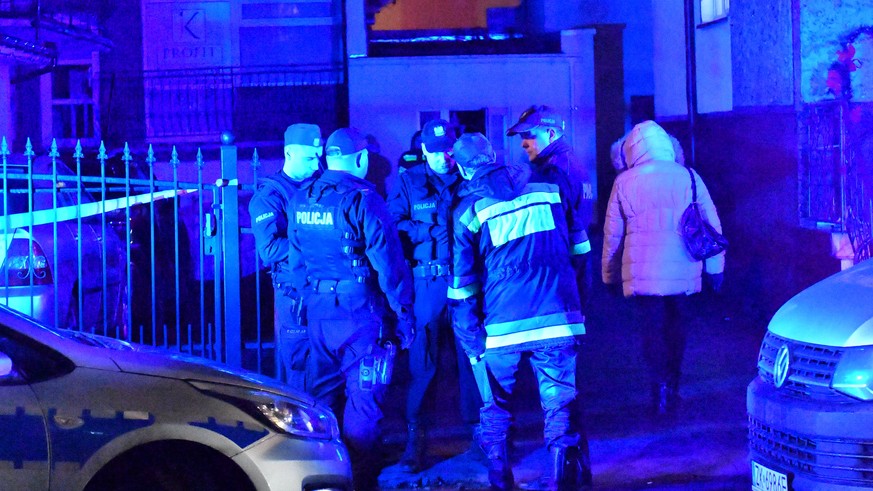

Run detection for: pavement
[[375, 277, 761, 490]]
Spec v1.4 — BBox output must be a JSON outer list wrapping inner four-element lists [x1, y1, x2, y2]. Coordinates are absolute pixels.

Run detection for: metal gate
[[799, 101, 873, 263], [0, 136, 277, 376]]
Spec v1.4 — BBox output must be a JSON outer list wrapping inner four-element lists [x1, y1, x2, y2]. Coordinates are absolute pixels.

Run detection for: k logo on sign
[[773, 345, 791, 388]]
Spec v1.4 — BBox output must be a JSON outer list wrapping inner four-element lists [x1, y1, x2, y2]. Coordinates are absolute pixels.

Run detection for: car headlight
[[254, 396, 338, 439], [832, 347, 873, 401], [190, 381, 339, 440]]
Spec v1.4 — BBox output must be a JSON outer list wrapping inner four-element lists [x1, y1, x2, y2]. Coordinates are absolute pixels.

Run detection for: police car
[[0, 303, 351, 491], [748, 258, 873, 490]]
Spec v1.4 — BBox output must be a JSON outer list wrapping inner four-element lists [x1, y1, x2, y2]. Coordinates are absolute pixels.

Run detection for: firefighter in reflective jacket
[[507, 105, 594, 306], [387, 119, 482, 472], [448, 133, 592, 491], [248, 123, 323, 392], [288, 127, 415, 490]]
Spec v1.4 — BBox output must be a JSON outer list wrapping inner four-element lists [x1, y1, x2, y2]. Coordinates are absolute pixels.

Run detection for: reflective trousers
[[407, 275, 482, 426], [479, 343, 581, 451]]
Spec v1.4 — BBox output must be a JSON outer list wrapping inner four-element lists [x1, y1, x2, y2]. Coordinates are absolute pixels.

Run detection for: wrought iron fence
[[0, 135, 279, 377], [799, 101, 873, 263]]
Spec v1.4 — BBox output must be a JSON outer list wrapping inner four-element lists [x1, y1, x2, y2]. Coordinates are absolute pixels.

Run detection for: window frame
[[50, 60, 100, 147], [699, 0, 729, 26]]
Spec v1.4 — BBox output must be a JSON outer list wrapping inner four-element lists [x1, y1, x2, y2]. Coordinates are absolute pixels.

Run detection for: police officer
[[288, 127, 415, 490], [449, 133, 592, 491], [387, 119, 482, 472], [248, 123, 323, 392], [507, 105, 594, 305]]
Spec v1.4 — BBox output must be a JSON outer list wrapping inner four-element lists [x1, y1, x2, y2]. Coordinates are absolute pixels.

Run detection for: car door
[[0, 330, 51, 490]]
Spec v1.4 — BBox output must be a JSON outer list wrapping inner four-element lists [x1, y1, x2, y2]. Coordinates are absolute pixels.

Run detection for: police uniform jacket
[[448, 161, 585, 357], [387, 162, 461, 267], [289, 170, 413, 316], [530, 137, 594, 257], [248, 170, 317, 287], [601, 121, 725, 297]]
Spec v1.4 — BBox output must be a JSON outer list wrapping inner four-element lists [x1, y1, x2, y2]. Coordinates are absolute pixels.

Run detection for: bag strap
[[685, 166, 698, 203]]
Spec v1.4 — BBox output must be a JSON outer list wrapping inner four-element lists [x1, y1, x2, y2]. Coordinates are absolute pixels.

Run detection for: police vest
[[402, 164, 459, 263], [294, 180, 371, 283]]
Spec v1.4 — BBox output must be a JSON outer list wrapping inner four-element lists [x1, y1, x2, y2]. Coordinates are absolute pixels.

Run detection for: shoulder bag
[[679, 166, 728, 261]]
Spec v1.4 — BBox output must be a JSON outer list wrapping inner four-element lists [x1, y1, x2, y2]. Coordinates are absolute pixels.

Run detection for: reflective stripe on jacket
[[450, 163, 584, 355]]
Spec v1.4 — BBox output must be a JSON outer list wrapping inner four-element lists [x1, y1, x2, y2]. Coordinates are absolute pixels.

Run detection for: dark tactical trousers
[[407, 275, 482, 425], [274, 291, 308, 393], [479, 344, 581, 452], [304, 291, 388, 490]]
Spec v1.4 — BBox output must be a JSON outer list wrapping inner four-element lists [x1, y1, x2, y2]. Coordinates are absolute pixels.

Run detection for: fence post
[[220, 132, 243, 367]]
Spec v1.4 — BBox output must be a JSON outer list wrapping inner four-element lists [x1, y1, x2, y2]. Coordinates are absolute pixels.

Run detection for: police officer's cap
[[284, 123, 322, 147], [421, 119, 456, 153], [452, 133, 495, 170], [506, 105, 565, 136], [325, 128, 368, 157]]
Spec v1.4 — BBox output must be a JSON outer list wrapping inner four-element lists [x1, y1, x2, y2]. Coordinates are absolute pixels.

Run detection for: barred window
[[52, 65, 97, 142]]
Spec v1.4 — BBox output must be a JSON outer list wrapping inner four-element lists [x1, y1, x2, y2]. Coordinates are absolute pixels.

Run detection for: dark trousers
[[479, 343, 580, 451], [630, 294, 690, 386], [274, 292, 308, 393], [304, 291, 386, 490], [407, 275, 482, 426]]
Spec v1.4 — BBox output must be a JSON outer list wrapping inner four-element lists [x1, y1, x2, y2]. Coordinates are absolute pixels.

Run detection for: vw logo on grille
[[773, 344, 791, 388]]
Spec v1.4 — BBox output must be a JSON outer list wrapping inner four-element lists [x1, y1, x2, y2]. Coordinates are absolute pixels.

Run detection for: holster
[[359, 340, 396, 391]]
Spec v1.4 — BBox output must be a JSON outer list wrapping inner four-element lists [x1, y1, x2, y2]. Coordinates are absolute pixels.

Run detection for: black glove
[[429, 224, 449, 244], [396, 309, 416, 350], [605, 282, 623, 298], [706, 272, 724, 293]]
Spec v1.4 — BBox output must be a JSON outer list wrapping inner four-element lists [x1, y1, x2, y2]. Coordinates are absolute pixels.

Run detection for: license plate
[[751, 461, 790, 491]]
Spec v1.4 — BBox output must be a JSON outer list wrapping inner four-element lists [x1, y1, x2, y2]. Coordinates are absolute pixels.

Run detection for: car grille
[[749, 416, 873, 485], [757, 332, 847, 401]]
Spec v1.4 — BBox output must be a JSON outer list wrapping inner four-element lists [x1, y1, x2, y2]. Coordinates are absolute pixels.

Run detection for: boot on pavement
[[555, 445, 592, 491], [399, 423, 425, 473], [484, 441, 513, 491], [519, 445, 592, 491]]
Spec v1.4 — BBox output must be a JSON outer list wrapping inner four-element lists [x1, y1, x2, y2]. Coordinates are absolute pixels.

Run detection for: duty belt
[[412, 261, 450, 278], [309, 279, 369, 294]]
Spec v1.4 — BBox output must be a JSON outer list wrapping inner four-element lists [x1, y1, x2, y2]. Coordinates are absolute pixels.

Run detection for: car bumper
[[747, 376, 873, 490], [233, 433, 352, 491], [0, 285, 53, 322]]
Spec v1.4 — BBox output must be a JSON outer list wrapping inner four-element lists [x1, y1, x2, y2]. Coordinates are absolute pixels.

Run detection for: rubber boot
[[399, 424, 425, 473], [555, 445, 593, 491], [485, 441, 514, 491]]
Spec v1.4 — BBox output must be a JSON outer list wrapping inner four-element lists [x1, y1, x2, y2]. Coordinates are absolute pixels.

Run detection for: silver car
[[0, 303, 351, 490], [1, 158, 127, 330]]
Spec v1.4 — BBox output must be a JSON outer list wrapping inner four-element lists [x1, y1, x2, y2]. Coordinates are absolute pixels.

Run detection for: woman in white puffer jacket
[[601, 120, 725, 415]]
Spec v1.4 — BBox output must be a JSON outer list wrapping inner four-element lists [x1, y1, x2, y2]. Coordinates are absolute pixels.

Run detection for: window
[[700, 0, 729, 24], [52, 65, 97, 142]]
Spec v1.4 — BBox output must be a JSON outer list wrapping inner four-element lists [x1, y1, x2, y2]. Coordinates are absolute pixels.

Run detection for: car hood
[[769, 259, 873, 347], [61, 331, 311, 403]]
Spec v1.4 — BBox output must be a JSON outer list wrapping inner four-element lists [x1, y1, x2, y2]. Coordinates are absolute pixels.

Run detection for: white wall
[[653, 0, 733, 117], [653, 0, 688, 118], [348, 32, 596, 178], [695, 18, 732, 113]]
